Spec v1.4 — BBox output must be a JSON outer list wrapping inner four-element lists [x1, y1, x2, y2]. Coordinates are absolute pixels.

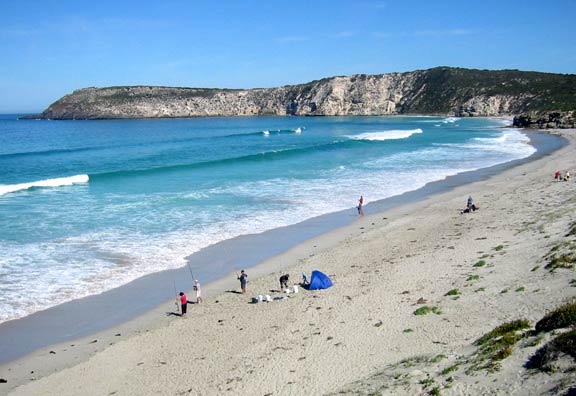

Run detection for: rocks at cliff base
[[513, 111, 576, 129]]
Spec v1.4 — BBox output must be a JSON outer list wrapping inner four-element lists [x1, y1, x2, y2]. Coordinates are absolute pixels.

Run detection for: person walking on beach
[[238, 270, 248, 294], [179, 292, 188, 316], [193, 279, 203, 303], [357, 195, 364, 216]]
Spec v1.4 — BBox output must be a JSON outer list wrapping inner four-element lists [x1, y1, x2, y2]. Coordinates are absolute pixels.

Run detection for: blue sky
[[1, 0, 575, 113]]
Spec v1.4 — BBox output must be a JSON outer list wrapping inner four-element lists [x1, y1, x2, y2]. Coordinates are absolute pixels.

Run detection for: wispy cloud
[[373, 28, 475, 39]]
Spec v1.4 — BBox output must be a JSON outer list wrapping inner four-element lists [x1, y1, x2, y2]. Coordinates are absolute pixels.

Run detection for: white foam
[[0, 174, 89, 196], [294, 127, 302, 134], [263, 130, 270, 136], [443, 117, 460, 123], [441, 129, 536, 158], [348, 129, 423, 141]]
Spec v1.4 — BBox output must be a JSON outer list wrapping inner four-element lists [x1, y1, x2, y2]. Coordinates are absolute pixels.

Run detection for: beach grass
[[535, 301, 576, 333], [473, 260, 487, 267], [414, 306, 442, 316]]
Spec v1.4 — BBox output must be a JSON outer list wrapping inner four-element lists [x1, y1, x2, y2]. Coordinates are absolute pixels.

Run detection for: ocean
[[0, 115, 536, 324]]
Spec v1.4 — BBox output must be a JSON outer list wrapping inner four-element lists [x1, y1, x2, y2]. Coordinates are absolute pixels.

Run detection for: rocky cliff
[[513, 111, 576, 129], [33, 67, 576, 121]]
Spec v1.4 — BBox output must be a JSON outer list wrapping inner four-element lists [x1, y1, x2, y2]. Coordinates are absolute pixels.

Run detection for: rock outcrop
[[32, 67, 576, 124], [513, 111, 576, 129]]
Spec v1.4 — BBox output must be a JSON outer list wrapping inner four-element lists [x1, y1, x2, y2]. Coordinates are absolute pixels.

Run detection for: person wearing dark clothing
[[238, 270, 248, 293], [279, 274, 290, 289]]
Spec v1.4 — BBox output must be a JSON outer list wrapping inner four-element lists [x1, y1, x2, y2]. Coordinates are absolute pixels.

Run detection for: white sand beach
[[2, 129, 575, 396]]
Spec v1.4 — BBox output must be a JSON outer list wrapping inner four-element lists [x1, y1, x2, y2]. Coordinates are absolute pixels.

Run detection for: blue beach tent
[[308, 270, 333, 290]]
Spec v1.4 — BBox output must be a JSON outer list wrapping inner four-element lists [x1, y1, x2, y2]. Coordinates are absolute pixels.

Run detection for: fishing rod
[[187, 262, 195, 283], [173, 280, 180, 315]]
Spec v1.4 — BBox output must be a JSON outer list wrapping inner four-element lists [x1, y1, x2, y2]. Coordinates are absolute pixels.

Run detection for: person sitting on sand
[[555, 171, 562, 181], [461, 197, 479, 214], [301, 272, 309, 285], [279, 274, 290, 289], [564, 171, 570, 181], [237, 270, 248, 294]]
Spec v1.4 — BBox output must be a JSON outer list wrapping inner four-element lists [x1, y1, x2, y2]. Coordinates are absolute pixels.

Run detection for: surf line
[[0, 174, 89, 196]]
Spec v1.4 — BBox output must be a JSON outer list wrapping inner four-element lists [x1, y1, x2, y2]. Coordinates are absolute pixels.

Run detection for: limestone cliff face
[[35, 67, 576, 121]]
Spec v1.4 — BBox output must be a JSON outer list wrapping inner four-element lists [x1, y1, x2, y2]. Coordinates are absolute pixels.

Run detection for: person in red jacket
[[179, 292, 188, 316]]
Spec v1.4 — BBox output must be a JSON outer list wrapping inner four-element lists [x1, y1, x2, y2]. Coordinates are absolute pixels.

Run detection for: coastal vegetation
[[414, 306, 442, 316]]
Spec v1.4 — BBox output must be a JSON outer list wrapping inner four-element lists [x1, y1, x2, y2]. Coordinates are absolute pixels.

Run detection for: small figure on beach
[[564, 171, 571, 181], [193, 279, 203, 303], [179, 292, 188, 316], [357, 195, 364, 216], [461, 195, 479, 214], [237, 270, 248, 294], [555, 171, 562, 181], [279, 274, 290, 289], [301, 271, 309, 286]]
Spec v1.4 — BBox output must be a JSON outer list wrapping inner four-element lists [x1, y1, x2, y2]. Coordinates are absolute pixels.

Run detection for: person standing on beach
[[179, 292, 188, 316], [238, 270, 248, 294], [193, 279, 203, 303], [357, 195, 364, 216]]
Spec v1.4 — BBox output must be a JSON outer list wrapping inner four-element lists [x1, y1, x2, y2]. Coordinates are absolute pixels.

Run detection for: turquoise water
[[0, 115, 534, 323]]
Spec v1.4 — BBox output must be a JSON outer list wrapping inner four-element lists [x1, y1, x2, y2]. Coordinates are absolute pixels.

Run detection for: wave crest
[[0, 174, 89, 196], [349, 128, 423, 141]]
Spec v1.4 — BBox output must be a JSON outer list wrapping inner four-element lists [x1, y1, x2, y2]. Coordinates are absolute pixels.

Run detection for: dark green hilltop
[[28, 67, 576, 128]]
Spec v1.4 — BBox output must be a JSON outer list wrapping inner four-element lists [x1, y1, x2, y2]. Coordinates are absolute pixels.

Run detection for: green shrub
[[473, 260, 486, 267], [535, 302, 576, 333], [467, 275, 480, 281], [429, 387, 441, 396], [430, 354, 447, 363], [445, 289, 460, 296], [553, 329, 576, 358], [414, 306, 442, 315], [527, 329, 576, 371], [441, 364, 460, 375], [545, 254, 576, 270], [476, 320, 531, 346]]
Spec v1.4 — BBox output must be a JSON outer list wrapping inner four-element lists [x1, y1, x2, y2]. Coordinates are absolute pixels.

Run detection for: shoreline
[[0, 129, 561, 364], [0, 128, 574, 395]]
